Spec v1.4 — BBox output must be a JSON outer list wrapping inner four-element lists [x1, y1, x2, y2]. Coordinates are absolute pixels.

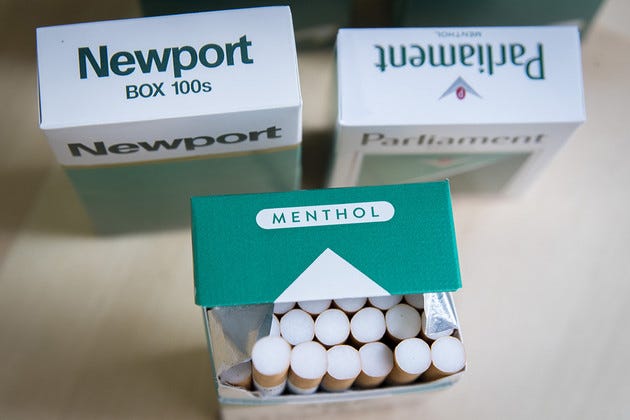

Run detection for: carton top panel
[[37, 7, 301, 129], [336, 26, 585, 126], [191, 182, 462, 307]]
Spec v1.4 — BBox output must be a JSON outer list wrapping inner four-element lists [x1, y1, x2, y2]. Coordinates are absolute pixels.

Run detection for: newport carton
[[191, 182, 464, 419], [330, 27, 585, 194], [36, 7, 302, 233]]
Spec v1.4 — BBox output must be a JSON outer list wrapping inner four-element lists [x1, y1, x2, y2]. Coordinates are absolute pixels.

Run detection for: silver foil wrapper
[[422, 292, 460, 337], [207, 304, 273, 378]]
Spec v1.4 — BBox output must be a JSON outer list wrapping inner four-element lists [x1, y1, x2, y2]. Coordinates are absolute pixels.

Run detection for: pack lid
[[192, 181, 461, 307], [36, 6, 301, 129], [337, 26, 585, 126]]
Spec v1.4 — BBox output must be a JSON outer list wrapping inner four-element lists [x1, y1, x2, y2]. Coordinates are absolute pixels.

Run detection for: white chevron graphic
[[275, 248, 389, 303], [439, 76, 482, 100]]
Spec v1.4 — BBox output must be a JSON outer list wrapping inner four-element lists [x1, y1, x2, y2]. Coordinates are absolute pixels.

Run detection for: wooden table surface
[[1, 1, 629, 418]]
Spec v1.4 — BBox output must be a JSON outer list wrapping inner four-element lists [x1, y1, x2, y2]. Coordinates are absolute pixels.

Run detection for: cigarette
[[420, 311, 454, 341], [368, 295, 403, 310], [269, 314, 280, 336], [421, 336, 466, 382], [273, 301, 295, 315], [287, 341, 328, 394], [354, 342, 394, 388], [321, 345, 361, 392], [251, 336, 292, 396], [333, 297, 367, 314], [279, 309, 315, 346], [314, 309, 350, 347], [385, 303, 422, 342], [404, 294, 424, 310], [350, 307, 386, 344], [298, 299, 332, 315], [220, 361, 252, 390], [386, 338, 431, 385]]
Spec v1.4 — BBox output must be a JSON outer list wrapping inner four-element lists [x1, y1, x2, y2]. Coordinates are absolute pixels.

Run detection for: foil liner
[[422, 292, 460, 337], [207, 304, 273, 377]]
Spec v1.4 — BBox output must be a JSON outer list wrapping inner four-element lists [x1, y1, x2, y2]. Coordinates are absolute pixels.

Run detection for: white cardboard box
[[36, 7, 302, 232], [330, 26, 585, 194]]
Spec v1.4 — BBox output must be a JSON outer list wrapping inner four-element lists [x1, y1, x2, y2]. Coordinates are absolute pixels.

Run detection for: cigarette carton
[[330, 26, 585, 194], [191, 181, 464, 418], [36, 7, 302, 233]]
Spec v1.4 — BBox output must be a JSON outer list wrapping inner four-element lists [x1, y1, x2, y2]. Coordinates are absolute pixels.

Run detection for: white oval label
[[256, 201, 395, 230]]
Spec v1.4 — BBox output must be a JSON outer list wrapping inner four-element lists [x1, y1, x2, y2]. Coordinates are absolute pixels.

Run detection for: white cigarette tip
[[368, 295, 403, 310], [298, 299, 332, 314], [280, 309, 315, 346], [395, 338, 431, 375], [386, 303, 421, 340], [351, 307, 386, 343], [315, 309, 350, 346], [359, 342, 394, 378], [274, 301, 295, 315], [431, 336, 466, 374], [327, 345, 361, 380], [291, 341, 328, 380], [251, 336, 291, 376], [334, 297, 367, 313], [270, 314, 280, 336], [404, 294, 424, 309]]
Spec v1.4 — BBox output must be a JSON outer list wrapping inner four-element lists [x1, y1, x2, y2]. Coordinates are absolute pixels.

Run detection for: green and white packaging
[[330, 26, 585, 194], [36, 6, 302, 233], [191, 181, 463, 416]]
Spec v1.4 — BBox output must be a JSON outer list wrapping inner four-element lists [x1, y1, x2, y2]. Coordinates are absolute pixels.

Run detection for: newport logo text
[[78, 35, 253, 79], [67, 126, 281, 157]]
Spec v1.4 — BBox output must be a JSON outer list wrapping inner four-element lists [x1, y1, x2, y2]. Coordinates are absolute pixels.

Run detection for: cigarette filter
[[386, 338, 431, 385], [334, 297, 367, 314], [270, 314, 280, 336], [298, 299, 332, 315], [287, 341, 328, 394], [251, 336, 292, 396], [321, 345, 361, 392], [350, 307, 386, 344], [314, 309, 350, 347], [274, 301, 295, 315], [280, 308, 315, 346], [354, 342, 394, 388], [404, 294, 424, 310], [368, 295, 403, 310], [421, 336, 466, 382], [385, 303, 422, 341]]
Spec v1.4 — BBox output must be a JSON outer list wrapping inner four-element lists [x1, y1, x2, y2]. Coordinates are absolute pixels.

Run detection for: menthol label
[[256, 201, 395, 230]]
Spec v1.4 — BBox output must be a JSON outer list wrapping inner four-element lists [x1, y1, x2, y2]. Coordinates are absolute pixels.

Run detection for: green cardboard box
[[191, 181, 464, 416]]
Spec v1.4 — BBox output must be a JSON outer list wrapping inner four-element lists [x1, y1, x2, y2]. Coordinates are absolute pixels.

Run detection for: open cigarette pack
[[329, 26, 585, 194], [36, 6, 301, 233], [191, 181, 464, 417]]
